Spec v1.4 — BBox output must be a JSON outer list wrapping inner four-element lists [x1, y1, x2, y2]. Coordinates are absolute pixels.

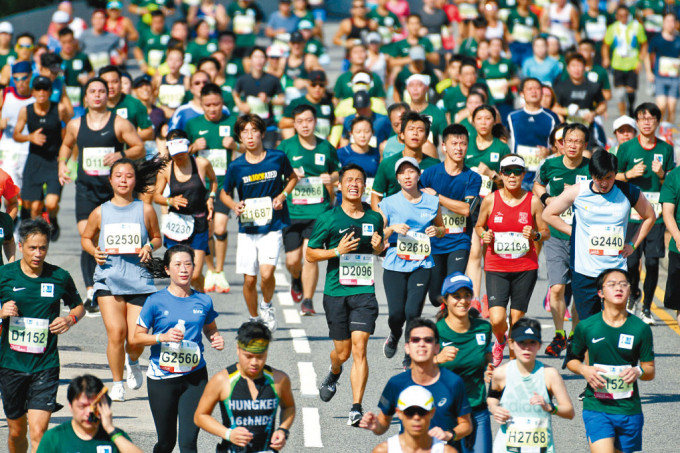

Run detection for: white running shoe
[[125, 354, 143, 390], [214, 272, 231, 293], [260, 304, 278, 333], [641, 310, 656, 326], [110, 383, 125, 402], [204, 270, 216, 292]]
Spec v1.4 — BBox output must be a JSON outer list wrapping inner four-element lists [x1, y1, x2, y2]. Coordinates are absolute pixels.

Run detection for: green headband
[[238, 338, 270, 354]]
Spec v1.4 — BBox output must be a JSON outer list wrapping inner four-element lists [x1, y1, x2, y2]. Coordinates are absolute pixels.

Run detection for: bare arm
[[116, 117, 144, 160], [545, 367, 575, 419], [542, 183, 580, 236], [663, 202, 680, 248]]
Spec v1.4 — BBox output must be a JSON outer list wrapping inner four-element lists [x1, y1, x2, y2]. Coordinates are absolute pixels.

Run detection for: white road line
[[275, 272, 290, 287], [290, 329, 311, 353], [302, 407, 324, 448], [297, 362, 319, 396], [277, 291, 294, 306], [283, 308, 301, 324]]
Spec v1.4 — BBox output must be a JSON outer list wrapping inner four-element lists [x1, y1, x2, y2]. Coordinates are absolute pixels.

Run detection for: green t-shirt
[[419, 103, 447, 147], [186, 114, 237, 186], [186, 39, 218, 65], [617, 136, 675, 223], [131, 0, 173, 30], [660, 166, 680, 253], [282, 96, 335, 139], [441, 85, 467, 119], [394, 65, 439, 102], [636, 0, 665, 33], [436, 317, 492, 409], [0, 212, 13, 266], [538, 156, 591, 240], [570, 312, 654, 415], [333, 71, 386, 100], [0, 261, 82, 373], [279, 136, 339, 219], [304, 38, 326, 58], [227, 2, 265, 49], [307, 206, 384, 297], [465, 137, 510, 171], [372, 151, 441, 198], [386, 37, 435, 59], [458, 38, 478, 58], [579, 13, 612, 45], [604, 20, 647, 71], [461, 117, 476, 142], [507, 10, 539, 43], [480, 58, 517, 105], [138, 28, 170, 67], [37, 422, 130, 453], [559, 65, 611, 91], [111, 94, 153, 130], [0, 50, 16, 71], [367, 9, 402, 41], [61, 52, 93, 107]]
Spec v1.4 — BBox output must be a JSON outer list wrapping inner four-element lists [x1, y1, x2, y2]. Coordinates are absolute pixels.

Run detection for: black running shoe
[[319, 365, 342, 402], [402, 354, 412, 370], [383, 333, 398, 359], [50, 219, 60, 242], [347, 404, 363, 427], [84, 297, 99, 313], [300, 298, 316, 316]]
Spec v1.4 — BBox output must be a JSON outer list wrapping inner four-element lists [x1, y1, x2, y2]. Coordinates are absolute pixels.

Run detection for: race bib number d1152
[[8, 317, 49, 354]]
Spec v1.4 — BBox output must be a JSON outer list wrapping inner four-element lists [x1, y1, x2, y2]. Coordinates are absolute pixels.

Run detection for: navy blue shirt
[[421, 164, 482, 253], [649, 34, 680, 78], [336, 144, 381, 177], [223, 149, 294, 234], [342, 112, 392, 148]]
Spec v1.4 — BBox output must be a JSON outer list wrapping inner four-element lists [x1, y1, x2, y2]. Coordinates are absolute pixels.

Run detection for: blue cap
[[441, 272, 473, 297], [12, 61, 31, 75]]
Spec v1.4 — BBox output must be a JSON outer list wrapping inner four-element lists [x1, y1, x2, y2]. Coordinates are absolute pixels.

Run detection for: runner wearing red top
[[0, 167, 19, 219], [475, 154, 549, 367]]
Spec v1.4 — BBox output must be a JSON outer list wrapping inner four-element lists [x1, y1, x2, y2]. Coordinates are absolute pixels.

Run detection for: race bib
[[427, 33, 442, 51], [517, 145, 540, 172], [442, 207, 466, 234], [593, 364, 633, 400], [658, 56, 680, 78], [479, 174, 493, 197], [339, 254, 374, 286], [397, 231, 431, 261], [66, 86, 82, 107], [512, 23, 534, 43], [486, 78, 509, 100], [241, 197, 273, 226], [559, 205, 574, 225], [246, 95, 269, 119], [147, 49, 165, 68], [163, 212, 195, 241], [103, 223, 142, 254], [630, 192, 660, 221], [292, 177, 324, 205], [82, 147, 114, 176], [199, 148, 227, 176], [315, 118, 331, 139], [506, 417, 549, 452], [158, 84, 185, 109], [362, 177, 375, 203], [644, 14, 663, 33], [89, 51, 110, 71], [585, 18, 607, 41], [458, 2, 479, 19], [378, 26, 392, 44], [8, 317, 49, 354], [588, 225, 624, 256], [159, 340, 201, 373], [233, 14, 255, 34], [493, 231, 530, 259]]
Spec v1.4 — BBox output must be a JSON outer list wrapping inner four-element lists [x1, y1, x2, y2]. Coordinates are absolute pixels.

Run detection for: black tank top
[[348, 17, 368, 41], [284, 58, 308, 81], [76, 112, 122, 201], [26, 102, 61, 160], [169, 156, 208, 217]]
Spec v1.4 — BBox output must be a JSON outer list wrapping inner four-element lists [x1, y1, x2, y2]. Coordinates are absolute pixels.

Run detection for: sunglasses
[[310, 83, 325, 88], [16, 43, 34, 50], [501, 168, 524, 176], [403, 406, 430, 418], [408, 336, 435, 344], [193, 80, 208, 86], [13, 75, 29, 82]]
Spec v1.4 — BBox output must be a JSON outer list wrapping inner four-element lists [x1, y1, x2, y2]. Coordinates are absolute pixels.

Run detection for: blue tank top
[[93, 199, 156, 295]]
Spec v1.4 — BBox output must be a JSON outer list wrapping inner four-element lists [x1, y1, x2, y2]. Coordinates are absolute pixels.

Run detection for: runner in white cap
[[609, 115, 637, 156]]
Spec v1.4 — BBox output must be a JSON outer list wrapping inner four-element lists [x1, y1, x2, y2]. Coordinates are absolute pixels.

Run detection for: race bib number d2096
[[339, 254, 374, 286]]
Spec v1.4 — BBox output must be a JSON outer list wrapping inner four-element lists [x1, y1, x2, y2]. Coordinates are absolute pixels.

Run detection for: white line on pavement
[[277, 291, 294, 306], [283, 308, 301, 324], [275, 272, 290, 287], [302, 407, 324, 448], [297, 362, 319, 396], [290, 329, 311, 353]]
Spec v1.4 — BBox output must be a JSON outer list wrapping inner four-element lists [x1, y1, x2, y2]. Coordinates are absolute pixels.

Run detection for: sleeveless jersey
[[218, 364, 280, 453], [549, 3, 576, 49], [0, 87, 33, 140], [158, 74, 186, 110], [387, 434, 445, 453], [484, 191, 538, 272], [26, 102, 61, 160], [169, 157, 208, 217], [0, 88, 33, 186], [76, 112, 122, 201]]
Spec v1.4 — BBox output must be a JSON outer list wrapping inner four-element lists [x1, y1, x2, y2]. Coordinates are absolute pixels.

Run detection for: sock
[[260, 300, 272, 310], [351, 403, 363, 412], [86, 287, 95, 300], [113, 380, 124, 386], [626, 92, 636, 116], [249, 316, 259, 321], [555, 329, 565, 337], [129, 359, 139, 365]]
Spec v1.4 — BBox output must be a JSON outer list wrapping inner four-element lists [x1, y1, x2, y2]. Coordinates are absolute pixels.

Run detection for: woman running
[[132, 245, 224, 453], [153, 46, 189, 120], [81, 157, 165, 402], [336, 116, 381, 204]]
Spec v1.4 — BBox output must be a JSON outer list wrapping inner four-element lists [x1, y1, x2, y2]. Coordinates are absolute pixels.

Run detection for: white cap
[[395, 156, 420, 173], [0, 22, 13, 34], [167, 138, 189, 156], [52, 10, 70, 24], [397, 386, 434, 411], [554, 126, 566, 141], [266, 44, 286, 58], [500, 155, 525, 169], [366, 31, 381, 44], [406, 74, 431, 87], [352, 72, 372, 86], [613, 115, 638, 132]]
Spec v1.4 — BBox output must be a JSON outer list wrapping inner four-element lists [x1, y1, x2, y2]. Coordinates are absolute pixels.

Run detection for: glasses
[[13, 75, 29, 82], [16, 43, 33, 50], [604, 281, 630, 289], [403, 406, 429, 418], [193, 80, 208, 86], [408, 336, 435, 344], [565, 139, 584, 146], [637, 116, 657, 123], [501, 168, 524, 176], [310, 83, 325, 88]]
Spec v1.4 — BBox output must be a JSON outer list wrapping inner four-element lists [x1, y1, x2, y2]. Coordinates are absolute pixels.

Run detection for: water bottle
[[169, 319, 185, 350]]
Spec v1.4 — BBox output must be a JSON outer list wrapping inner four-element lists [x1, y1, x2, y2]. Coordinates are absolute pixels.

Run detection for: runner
[[221, 114, 298, 332], [153, 46, 189, 120], [99, 65, 154, 142], [81, 157, 164, 402], [168, 71, 216, 132], [194, 320, 296, 452], [475, 154, 549, 366], [488, 317, 574, 453], [381, 103, 408, 159], [403, 73, 446, 150], [0, 167, 19, 220], [435, 272, 494, 453], [279, 69, 334, 141], [154, 129, 217, 292], [12, 76, 69, 241], [566, 269, 655, 453], [0, 219, 84, 453], [616, 103, 675, 324], [646, 13, 680, 123], [0, 33, 34, 88], [371, 386, 457, 453], [336, 115, 381, 204], [58, 77, 144, 314], [132, 244, 224, 453], [279, 104, 338, 315], [421, 124, 481, 307], [79, 10, 122, 72], [360, 318, 473, 450], [58, 27, 94, 116], [36, 374, 143, 453], [609, 115, 637, 156]]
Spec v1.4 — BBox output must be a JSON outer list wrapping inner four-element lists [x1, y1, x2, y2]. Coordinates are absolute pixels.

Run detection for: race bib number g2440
[[588, 225, 624, 256], [8, 317, 49, 354], [339, 254, 374, 286]]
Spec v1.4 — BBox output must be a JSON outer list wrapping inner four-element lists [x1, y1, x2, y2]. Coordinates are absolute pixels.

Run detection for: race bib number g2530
[[493, 231, 530, 259], [396, 231, 431, 261], [339, 254, 374, 286], [241, 197, 273, 226], [506, 417, 549, 453], [159, 340, 201, 373], [8, 317, 49, 354], [104, 223, 142, 254], [588, 225, 624, 256]]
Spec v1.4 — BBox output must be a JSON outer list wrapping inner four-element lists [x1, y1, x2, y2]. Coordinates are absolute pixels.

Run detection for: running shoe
[[402, 354, 412, 370], [290, 277, 303, 303], [492, 336, 507, 367], [481, 294, 490, 318], [561, 332, 574, 369], [319, 365, 342, 402], [641, 309, 656, 325], [627, 290, 641, 315], [125, 354, 143, 390], [110, 383, 125, 402], [578, 387, 586, 401], [347, 404, 363, 427], [260, 304, 278, 333], [50, 218, 60, 242], [214, 271, 231, 294], [204, 270, 216, 293], [545, 332, 567, 358], [564, 306, 572, 322], [300, 298, 315, 316], [383, 333, 398, 359], [84, 297, 99, 314]]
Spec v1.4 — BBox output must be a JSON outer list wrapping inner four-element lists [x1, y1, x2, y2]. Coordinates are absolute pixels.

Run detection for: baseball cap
[[298, 19, 314, 30], [290, 31, 304, 43], [395, 156, 420, 174], [409, 46, 426, 61], [12, 61, 31, 75], [266, 44, 286, 58], [0, 22, 13, 35], [366, 31, 381, 45], [352, 72, 372, 86], [353, 90, 371, 109], [308, 70, 327, 84], [406, 74, 431, 87], [510, 324, 541, 343], [441, 272, 473, 297], [133, 75, 151, 89], [397, 386, 435, 411], [613, 115, 638, 132], [500, 155, 525, 170], [107, 0, 123, 9], [554, 126, 566, 141], [52, 10, 70, 24], [32, 76, 52, 91], [167, 138, 190, 156]]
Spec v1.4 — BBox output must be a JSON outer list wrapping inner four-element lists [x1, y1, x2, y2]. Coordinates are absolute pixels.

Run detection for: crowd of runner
[[0, 0, 676, 451]]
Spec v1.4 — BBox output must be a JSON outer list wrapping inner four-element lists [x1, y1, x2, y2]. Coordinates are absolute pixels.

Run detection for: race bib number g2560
[[159, 340, 201, 373], [506, 417, 549, 453], [241, 197, 273, 226], [104, 223, 142, 254], [8, 317, 49, 354], [493, 231, 530, 259], [397, 231, 431, 261], [588, 225, 624, 256], [339, 254, 374, 286]]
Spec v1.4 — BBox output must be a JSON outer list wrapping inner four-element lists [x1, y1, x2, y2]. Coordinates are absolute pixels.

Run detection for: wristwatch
[[276, 427, 290, 439]]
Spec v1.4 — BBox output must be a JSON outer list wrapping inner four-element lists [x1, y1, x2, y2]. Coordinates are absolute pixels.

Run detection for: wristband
[[58, 156, 68, 162], [535, 231, 542, 242], [224, 427, 232, 441], [108, 428, 124, 441], [148, 242, 154, 251], [450, 431, 457, 442], [480, 231, 485, 239], [156, 333, 161, 344], [334, 248, 340, 257], [636, 365, 644, 376], [540, 193, 550, 206], [551, 403, 558, 415], [69, 314, 78, 325], [209, 191, 216, 199], [167, 198, 171, 207], [277, 427, 290, 440], [628, 241, 636, 250]]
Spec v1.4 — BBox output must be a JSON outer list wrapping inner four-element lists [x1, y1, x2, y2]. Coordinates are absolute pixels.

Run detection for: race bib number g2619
[[159, 340, 201, 373], [397, 231, 431, 261], [493, 231, 530, 259], [82, 147, 114, 176], [630, 192, 661, 221], [104, 223, 142, 254], [442, 208, 466, 234], [593, 364, 633, 400], [163, 212, 195, 241], [588, 225, 624, 256], [199, 148, 228, 176], [292, 177, 324, 205], [241, 197, 273, 226], [506, 417, 549, 453], [339, 254, 374, 286], [8, 317, 49, 354]]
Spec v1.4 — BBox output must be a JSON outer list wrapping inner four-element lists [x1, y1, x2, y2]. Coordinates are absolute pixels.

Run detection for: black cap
[[133, 75, 151, 88], [308, 70, 327, 84], [32, 76, 52, 91], [353, 90, 371, 109], [290, 31, 304, 43]]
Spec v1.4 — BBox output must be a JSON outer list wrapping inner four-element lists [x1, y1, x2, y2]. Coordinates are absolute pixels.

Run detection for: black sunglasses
[[501, 168, 524, 176], [403, 406, 430, 418], [408, 336, 435, 344]]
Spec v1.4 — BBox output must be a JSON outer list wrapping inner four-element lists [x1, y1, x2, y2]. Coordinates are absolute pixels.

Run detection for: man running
[[0, 219, 84, 453], [306, 163, 385, 426], [99, 65, 154, 141]]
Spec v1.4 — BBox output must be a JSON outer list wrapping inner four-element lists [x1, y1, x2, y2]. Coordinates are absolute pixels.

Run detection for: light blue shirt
[[521, 56, 562, 85]]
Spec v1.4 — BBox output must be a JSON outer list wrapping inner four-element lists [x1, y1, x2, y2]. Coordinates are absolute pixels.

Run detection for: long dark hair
[[110, 155, 168, 194]]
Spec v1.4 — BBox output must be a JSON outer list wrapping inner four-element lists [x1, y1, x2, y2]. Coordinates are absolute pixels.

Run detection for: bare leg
[[467, 230, 482, 299], [350, 331, 370, 405], [98, 295, 128, 382], [6, 415, 28, 453], [260, 264, 276, 303], [27, 409, 51, 453], [550, 284, 566, 332], [125, 303, 144, 361], [243, 274, 259, 317], [301, 240, 318, 299]]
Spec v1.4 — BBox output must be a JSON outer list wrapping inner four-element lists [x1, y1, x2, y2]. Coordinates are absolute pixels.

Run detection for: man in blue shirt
[[340, 90, 391, 149]]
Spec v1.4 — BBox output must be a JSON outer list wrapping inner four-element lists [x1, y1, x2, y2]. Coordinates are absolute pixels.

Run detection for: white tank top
[[0, 88, 33, 140], [387, 434, 446, 453], [549, 2, 576, 49], [485, 21, 505, 40]]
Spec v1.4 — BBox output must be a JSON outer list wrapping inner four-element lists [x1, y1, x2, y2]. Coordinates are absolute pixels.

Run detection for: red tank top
[[484, 191, 538, 272]]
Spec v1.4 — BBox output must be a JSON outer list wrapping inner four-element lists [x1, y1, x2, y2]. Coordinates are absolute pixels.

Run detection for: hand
[[269, 429, 287, 450], [647, 73, 655, 84], [651, 159, 664, 178], [103, 151, 123, 167], [425, 225, 439, 237], [206, 197, 214, 221], [98, 398, 115, 433], [272, 194, 286, 210], [1, 300, 18, 318], [522, 225, 534, 240], [49, 316, 72, 334], [194, 137, 207, 151], [421, 187, 437, 196], [293, 167, 305, 178], [582, 110, 596, 124], [162, 327, 184, 343], [320, 173, 332, 185], [94, 246, 108, 265], [484, 364, 495, 384], [619, 366, 642, 384], [258, 92, 268, 103], [138, 244, 152, 263], [337, 232, 360, 255], [530, 392, 552, 412], [370, 231, 382, 250], [29, 128, 46, 146], [628, 162, 646, 179], [77, 73, 89, 85], [622, 243, 634, 259], [583, 365, 608, 390], [437, 346, 459, 363], [229, 427, 254, 447], [210, 332, 224, 350], [391, 223, 410, 235], [0, 117, 8, 130], [59, 161, 72, 185], [222, 136, 235, 150], [359, 411, 378, 431], [234, 201, 245, 216], [492, 405, 511, 424], [482, 229, 493, 244], [428, 426, 452, 442], [168, 195, 188, 210]]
